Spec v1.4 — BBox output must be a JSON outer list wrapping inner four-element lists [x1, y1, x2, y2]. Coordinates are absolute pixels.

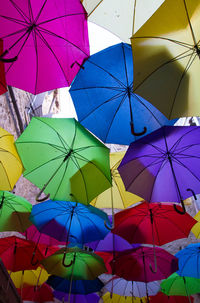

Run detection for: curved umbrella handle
[[0, 50, 18, 62], [173, 200, 186, 215], [31, 251, 39, 266], [187, 188, 197, 200], [130, 121, 147, 136], [70, 61, 84, 70], [104, 220, 114, 231], [35, 186, 50, 202], [62, 252, 74, 268]]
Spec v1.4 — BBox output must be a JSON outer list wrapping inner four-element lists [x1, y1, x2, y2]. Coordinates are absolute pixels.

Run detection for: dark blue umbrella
[[47, 275, 104, 294], [69, 42, 175, 145], [53, 291, 99, 303]]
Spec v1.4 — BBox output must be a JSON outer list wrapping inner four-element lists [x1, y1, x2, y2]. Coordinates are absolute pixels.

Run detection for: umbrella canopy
[[118, 126, 200, 213], [112, 202, 197, 245], [110, 246, 178, 282], [0, 0, 90, 94], [15, 117, 111, 203], [150, 292, 194, 303], [91, 152, 142, 210], [161, 272, 200, 296], [17, 284, 53, 303], [102, 292, 148, 303], [53, 291, 99, 303], [0, 39, 7, 95], [0, 236, 45, 271], [47, 275, 104, 294], [41, 246, 107, 279], [104, 276, 161, 298], [131, 0, 200, 119], [0, 190, 32, 232], [175, 243, 200, 279], [191, 211, 200, 239], [0, 127, 23, 191], [30, 200, 111, 243], [69, 42, 174, 145]]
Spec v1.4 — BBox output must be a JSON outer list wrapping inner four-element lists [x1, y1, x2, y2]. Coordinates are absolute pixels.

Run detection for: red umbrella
[[0, 236, 45, 271], [110, 246, 178, 282], [150, 292, 194, 303], [0, 39, 7, 95], [112, 202, 197, 245], [17, 284, 53, 303]]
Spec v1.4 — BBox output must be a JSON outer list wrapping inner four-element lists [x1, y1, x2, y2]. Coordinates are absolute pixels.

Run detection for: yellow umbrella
[[9, 266, 49, 288], [191, 211, 200, 239], [0, 127, 23, 190], [131, 0, 200, 119], [102, 292, 147, 303], [91, 151, 142, 209]]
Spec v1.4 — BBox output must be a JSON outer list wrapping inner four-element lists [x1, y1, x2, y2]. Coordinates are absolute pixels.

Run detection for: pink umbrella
[[0, 0, 90, 94]]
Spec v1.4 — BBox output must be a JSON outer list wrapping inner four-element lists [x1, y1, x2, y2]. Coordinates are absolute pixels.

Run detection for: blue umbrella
[[47, 275, 104, 294], [29, 200, 111, 244], [175, 243, 200, 279], [69, 42, 176, 145], [53, 291, 99, 303]]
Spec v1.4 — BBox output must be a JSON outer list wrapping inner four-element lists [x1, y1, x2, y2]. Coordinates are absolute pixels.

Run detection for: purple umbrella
[[0, 0, 89, 94], [53, 291, 99, 303], [118, 126, 200, 214]]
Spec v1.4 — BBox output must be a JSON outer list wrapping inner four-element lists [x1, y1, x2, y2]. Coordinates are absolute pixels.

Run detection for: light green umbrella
[[0, 190, 32, 232], [15, 117, 112, 204]]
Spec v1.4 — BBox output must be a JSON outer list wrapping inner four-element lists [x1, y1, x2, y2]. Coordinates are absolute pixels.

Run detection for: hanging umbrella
[[29, 200, 111, 243], [161, 272, 200, 298], [104, 276, 161, 298], [191, 211, 200, 239], [102, 292, 148, 303], [0, 0, 90, 94], [110, 246, 178, 282], [0, 190, 32, 232], [118, 125, 200, 214], [47, 275, 104, 294], [53, 291, 99, 303], [17, 284, 53, 303], [0, 39, 7, 95], [150, 292, 194, 303], [131, 0, 200, 119], [15, 117, 111, 203], [69, 42, 175, 145], [175, 243, 200, 279], [0, 127, 23, 191]]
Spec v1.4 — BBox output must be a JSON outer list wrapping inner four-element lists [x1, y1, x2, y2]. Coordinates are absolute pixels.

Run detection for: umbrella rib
[[183, 0, 197, 45], [0, 148, 22, 165], [37, 13, 88, 26], [70, 86, 124, 92], [0, 15, 28, 26], [51, 158, 70, 200], [31, 28, 39, 95], [8, 0, 30, 22], [170, 156, 200, 183], [172, 142, 200, 155], [168, 127, 199, 153], [34, 0, 48, 24], [0, 161, 12, 189], [122, 43, 129, 86], [16, 141, 68, 154]]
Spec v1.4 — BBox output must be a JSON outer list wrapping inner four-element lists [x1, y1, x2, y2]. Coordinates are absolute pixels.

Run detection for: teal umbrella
[[15, 117, 112, 203]]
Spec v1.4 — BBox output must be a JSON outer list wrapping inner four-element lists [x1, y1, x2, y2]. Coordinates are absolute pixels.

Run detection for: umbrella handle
[[187, 188, 197, 200], [130, 121, 147, 136], [173, 200, 186, 215], [35, 187, 50, 202], [70, 61, 84, 69], [104, 220, 114, 230], [0, 50, 18, 62], [62, 252, 74, 268], [149, 248, 157, 273], [31, 251, 39, 266]]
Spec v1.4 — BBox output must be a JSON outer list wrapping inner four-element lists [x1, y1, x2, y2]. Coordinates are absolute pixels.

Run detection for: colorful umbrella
[[150, 292, 194, 303], [191, 211, 200, 239], [17, 284, 53, 303], [102, 292, 148, 303], [29, 200, 111, 243], [110, 246, 178, 282], [0, 190, 32, 232], [118, 126, 200, 213], [69, 42, 175, 145], [131, 0, 200, 119], [53, 291, 99, 303], [15, 117, 111, 203], [0, 39, 7, 95], [0, 0, 90, 94], [175, 243, 200, 279], [47, 275, 104, 294], [0, 127, 23, 191]]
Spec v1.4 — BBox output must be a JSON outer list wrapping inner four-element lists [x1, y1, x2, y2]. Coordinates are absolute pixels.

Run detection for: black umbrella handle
[[130, 121, 147, 136], [36, 186, 50, 202], [0, 50, 18, 62], [173, 200, 186, 215], [62, 252, 74, 268], [104, 220, 114, 230], [187, 188, 197, 200], [31, 251, 39, 266]]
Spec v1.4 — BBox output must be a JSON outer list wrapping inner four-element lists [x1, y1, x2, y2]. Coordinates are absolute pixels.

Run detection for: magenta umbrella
[[0, 0, 89, 94]]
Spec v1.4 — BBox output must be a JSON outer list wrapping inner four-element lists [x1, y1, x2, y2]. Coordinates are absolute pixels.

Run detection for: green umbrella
[[15, 117, 112, 203], [161, 272, 200, 298], [0, 190, 32, 232]]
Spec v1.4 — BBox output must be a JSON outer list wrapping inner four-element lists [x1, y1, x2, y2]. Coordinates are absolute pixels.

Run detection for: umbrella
[[0, 0, 90, 94], [175, 243, 200, 279], [17, 284, 53, 303], [0, 39, 7, 95], [15, 117, 111, 203], [69, 42, 175, 145], [47, 275, 104, 294], [0, 127, 23, 191], [150, 292, 194, 303], [102, 292, 148, 303], [131, 0, 200, 119], [53, 291, 99, 303], [29, 200, 111, 243], [161, 272, 200, 298], [0, 190, 32, 232], [104, 276, 161, 298], [118, 125, 200, 213], [191, 211, 200, 239], [110, 246, 178, 282]]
